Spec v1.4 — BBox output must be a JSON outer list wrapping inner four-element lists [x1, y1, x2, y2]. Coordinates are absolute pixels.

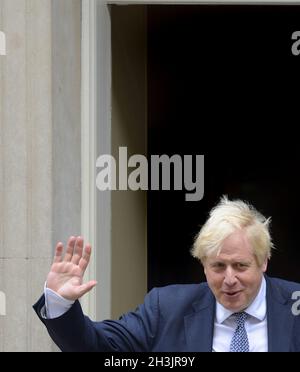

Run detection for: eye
[[211, 262, 226, 270]]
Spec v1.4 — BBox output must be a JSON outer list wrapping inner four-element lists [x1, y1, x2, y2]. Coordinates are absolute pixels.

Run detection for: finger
[[76, 280, 97, 299], [78, 244, 92, 272], [63, 236, 76, 262], [53, 242, 64, 263], [71, 236, 84, 265]]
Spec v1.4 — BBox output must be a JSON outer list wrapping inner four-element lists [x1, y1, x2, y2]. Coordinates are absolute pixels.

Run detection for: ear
[[203, 262, 207, 276], [262, 258, 268, 273], [201, 258, 207, 275]]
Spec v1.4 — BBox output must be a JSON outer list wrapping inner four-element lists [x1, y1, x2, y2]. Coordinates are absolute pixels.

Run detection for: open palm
[[46, 236, 97, 301]]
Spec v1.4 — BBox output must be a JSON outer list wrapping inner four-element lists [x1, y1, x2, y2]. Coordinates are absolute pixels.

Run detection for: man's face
[[203, 230, 267, 312]]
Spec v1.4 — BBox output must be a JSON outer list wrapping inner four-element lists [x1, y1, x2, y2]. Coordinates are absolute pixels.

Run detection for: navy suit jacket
[[33, 276, 300, 352]]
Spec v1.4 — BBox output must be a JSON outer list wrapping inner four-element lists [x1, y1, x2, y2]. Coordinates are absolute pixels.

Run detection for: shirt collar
[[215, 276, 267, 324]]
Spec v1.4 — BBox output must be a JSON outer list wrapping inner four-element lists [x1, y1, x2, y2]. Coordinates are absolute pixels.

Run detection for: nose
[[223, 267, 238, 287]]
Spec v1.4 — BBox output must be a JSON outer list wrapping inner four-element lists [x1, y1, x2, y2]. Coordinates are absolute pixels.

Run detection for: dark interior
[[147, 5, 300, 289]]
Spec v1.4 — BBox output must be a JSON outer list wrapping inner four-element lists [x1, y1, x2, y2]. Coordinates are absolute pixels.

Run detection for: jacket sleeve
[[33, 288, 160, 352]]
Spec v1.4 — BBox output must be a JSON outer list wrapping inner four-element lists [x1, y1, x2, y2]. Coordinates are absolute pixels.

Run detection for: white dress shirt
[[212, 276, 268, 352], [44, 284, 74, 319], [45, 277, 268, 351]]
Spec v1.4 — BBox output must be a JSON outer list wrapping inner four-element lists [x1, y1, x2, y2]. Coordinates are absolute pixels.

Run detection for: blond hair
[[191, 196, 274, 266]]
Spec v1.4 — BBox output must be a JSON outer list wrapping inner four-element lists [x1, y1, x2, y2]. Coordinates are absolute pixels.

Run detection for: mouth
[[223, 290, 242, 298]]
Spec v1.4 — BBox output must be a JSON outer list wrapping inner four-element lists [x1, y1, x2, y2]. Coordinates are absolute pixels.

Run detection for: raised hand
[[46, 236, 97, 301]]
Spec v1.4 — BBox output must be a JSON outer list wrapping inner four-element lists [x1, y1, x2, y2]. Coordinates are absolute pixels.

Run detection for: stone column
[[0, 0, 81, 352]]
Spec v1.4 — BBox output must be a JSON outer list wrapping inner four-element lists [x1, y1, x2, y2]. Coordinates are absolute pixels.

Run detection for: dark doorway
[[147, 5, 300, 289]]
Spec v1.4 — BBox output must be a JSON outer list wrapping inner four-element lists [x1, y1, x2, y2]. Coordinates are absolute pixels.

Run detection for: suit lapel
[[184, 288, 215, 351], [266, 277, 295, 352]]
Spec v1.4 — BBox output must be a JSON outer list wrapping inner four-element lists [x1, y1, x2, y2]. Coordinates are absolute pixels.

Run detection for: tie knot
[[233, 311, 248, 326]]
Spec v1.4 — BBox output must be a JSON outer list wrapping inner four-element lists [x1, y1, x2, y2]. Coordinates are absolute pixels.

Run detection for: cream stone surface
[[0, 0, 81, 351]]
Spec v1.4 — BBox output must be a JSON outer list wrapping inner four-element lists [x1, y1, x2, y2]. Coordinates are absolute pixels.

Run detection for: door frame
[[81, 0, 300, 320], [81, 0, 112, 320]]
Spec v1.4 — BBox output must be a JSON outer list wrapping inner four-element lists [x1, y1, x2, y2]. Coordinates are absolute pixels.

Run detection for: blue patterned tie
[[230, 312, 249, 352]]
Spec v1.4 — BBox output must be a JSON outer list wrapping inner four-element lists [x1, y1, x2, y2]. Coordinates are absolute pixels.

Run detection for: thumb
[[77, 280, 97, 298]]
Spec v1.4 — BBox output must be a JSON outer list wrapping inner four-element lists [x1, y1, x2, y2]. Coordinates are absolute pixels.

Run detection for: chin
[[227, 304, 245, 312], [221, 292, 248, 310], [222, 298, 247, 312]]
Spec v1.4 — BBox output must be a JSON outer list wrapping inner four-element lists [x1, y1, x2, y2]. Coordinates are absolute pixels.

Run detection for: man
[[33, 196, 300, 351]]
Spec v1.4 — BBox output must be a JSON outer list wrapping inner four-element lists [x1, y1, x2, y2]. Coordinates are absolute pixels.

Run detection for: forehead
[[211, 230, 254, 261]]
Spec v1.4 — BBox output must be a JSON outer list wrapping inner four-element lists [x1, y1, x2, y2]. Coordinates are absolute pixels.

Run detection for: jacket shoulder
[[267, 276, 300, 299], [154, 282, 209, 297], [268, 276, 300, 290], [148, 282, 211, 316]]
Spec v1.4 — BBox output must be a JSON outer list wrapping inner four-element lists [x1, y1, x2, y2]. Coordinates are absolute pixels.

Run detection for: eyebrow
[[209, 258, 252, 265]]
